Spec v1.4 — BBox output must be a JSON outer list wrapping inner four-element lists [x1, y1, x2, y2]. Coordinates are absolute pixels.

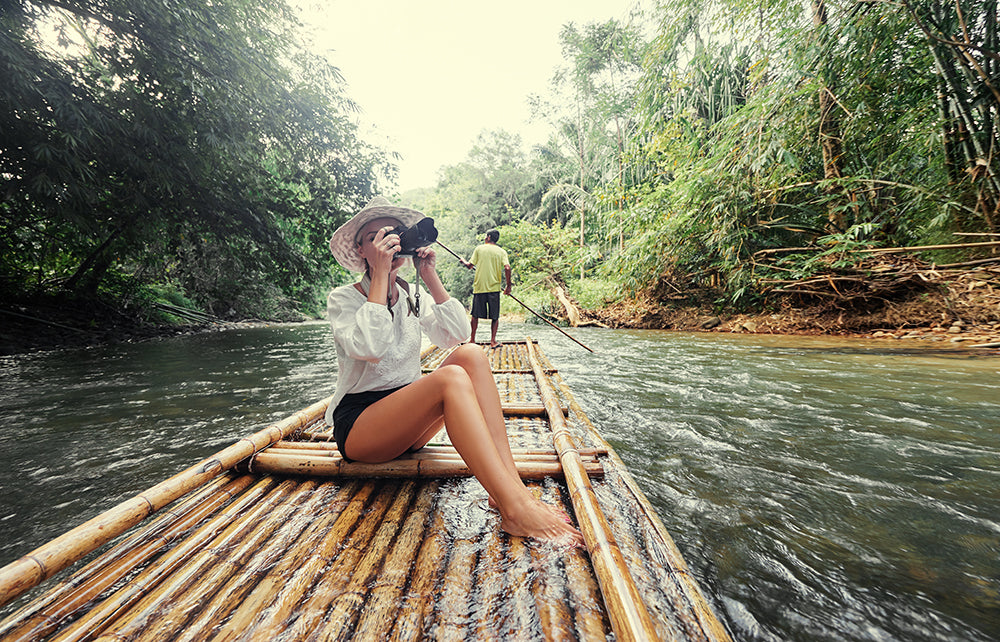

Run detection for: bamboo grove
[[2, 0, 997, 324], [415, 0, 999, 313]]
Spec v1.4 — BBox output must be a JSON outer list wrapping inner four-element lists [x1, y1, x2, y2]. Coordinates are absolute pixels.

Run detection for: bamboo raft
[[0, 339, 731, 641]]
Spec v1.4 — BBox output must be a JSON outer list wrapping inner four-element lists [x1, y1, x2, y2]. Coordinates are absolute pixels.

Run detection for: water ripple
[[2, 322, 998, 641]]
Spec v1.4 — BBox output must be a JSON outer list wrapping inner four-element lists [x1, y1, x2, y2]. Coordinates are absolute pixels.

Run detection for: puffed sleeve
[[328, 286, 394, 362], [419, 291, 470, 349]]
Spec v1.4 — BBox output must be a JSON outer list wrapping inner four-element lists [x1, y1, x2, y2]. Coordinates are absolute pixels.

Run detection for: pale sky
[[300, 0, 644, 192]]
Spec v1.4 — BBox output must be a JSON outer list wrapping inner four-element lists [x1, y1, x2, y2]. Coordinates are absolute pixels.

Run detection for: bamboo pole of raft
[[271, 441, 605, 457], [260, 446, 606, 464], [0, 474, 254, 642], [207, 480, 378, 642], [500, 516, 536, 637], [247, 451, 604, 479], [388, 503, 450, 640], [550, 371, 733, 642], [314, 482, 421, 641], [434, 514, 481, 639], [174, 481, 359, 642], [47, 476, 285, 642], [527, 485, 575, 639], [351, 482, 439, 639], [260, 448, 605, 466], [475, 514, 516, 640], [0, 396, 332, 608], [266, 443, 605, 460], [524, 338, 660, 642]]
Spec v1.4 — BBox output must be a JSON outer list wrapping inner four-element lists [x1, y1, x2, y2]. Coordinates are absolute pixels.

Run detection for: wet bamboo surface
[[0, 340, 731, 641]]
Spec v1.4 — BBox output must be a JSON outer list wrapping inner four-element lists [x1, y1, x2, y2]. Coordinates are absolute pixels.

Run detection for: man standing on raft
[[461, 228, 511, 349]]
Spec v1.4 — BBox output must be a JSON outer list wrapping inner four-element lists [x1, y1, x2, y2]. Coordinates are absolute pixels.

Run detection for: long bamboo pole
[[247, 451, 603, 479], [0, 474, 254, 642], [49, 476, 286, 642], [550, 370, 734, 642], [314, 481, 419, 642], [507, 292, 595, 353], [351, 482, 439, 639], [434, 239, 594, 353], [0, 396, 331, 608], [524, 338, 660, 642]]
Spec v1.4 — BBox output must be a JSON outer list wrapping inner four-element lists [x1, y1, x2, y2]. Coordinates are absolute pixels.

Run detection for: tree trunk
[[62, 226, 124, 294], [551, 284, 582, 327], [811, 0, 847, 233], [577, 105, 586, 280]]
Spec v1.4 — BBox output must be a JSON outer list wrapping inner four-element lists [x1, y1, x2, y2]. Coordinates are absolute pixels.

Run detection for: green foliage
[[1, 0, 388, 321], [497, 220, 580, 288], [6, 0, 997, 324], [568, 278, 623, 308]]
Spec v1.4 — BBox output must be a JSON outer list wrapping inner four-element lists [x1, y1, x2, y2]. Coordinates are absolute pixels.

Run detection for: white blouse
[[324, 280, 470, 426]]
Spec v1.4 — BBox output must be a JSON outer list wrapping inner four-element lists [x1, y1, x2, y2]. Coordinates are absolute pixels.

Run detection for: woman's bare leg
[[344, 365, 582, 543], [436, 344, 519, 482]]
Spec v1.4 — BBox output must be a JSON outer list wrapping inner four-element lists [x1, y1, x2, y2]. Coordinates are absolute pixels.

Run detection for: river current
[[1, 321, 998, 641]]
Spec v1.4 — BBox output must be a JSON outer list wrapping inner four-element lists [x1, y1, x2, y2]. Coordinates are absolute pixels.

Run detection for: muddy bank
[[6, 264, 999, 356], [587, 282, 1000, 349], [0, 296, 287, 356]]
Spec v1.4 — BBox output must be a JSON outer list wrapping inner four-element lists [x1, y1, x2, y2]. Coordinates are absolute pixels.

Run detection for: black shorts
[[471, 291, 501, 320], [332, 385, 406, 462]]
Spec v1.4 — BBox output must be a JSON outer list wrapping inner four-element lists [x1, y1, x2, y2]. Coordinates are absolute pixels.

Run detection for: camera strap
[[408, 256, 422, 317], [358, 270, 419, 318]]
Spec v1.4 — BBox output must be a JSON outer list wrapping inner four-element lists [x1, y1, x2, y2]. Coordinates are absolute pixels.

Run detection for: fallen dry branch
[[760, 254, 1000, 310]]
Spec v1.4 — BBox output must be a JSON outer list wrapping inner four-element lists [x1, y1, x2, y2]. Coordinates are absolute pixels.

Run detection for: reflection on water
[[1, 321, 998, 641]]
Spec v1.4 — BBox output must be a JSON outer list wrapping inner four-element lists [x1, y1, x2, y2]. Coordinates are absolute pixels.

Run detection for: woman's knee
[[448, 343, 490, 370], [432, 364, 475, 394]]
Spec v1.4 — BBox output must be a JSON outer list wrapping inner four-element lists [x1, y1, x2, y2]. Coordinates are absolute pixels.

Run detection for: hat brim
[[329, 203, 425, 272]]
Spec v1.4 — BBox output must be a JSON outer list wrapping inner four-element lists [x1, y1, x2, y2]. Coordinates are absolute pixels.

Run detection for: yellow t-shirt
[[470, 243, 510, 294]]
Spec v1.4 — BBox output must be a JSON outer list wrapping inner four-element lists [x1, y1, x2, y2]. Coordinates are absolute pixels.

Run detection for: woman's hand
[[414, 246, 437, 278], [370, 226, 402, 275], [415, 246, 449, 304]]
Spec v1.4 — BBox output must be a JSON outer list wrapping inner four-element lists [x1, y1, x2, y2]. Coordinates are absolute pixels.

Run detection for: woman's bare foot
[[498, 496, 584, 545]]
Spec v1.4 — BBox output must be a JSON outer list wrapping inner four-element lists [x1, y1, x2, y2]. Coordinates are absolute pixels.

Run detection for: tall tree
[[811, 0, 847, 232], [901, 0, 999, 232], [1, 0, 388, 314]]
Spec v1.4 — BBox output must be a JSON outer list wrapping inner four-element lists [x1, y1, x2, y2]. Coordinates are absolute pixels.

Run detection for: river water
[[1, 321, 998, 641]]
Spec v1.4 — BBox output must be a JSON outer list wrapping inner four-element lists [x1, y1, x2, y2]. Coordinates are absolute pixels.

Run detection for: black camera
[[391, 218, 438, 258]]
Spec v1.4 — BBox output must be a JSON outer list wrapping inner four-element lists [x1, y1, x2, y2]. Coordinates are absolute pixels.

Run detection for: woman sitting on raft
[[326, 197, 582, 544]]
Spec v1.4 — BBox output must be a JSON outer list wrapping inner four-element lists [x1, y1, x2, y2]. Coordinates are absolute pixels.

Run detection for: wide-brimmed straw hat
[[328, 197, 426, 272]]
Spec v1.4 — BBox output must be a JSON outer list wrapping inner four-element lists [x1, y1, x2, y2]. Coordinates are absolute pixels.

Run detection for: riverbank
[[5, 264, 999, 356], [0, 296, 280, 356], [586, 267, 1000, 348]]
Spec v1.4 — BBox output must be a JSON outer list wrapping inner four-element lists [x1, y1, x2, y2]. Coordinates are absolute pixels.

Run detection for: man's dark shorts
[[471, 291, 501, 320]]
